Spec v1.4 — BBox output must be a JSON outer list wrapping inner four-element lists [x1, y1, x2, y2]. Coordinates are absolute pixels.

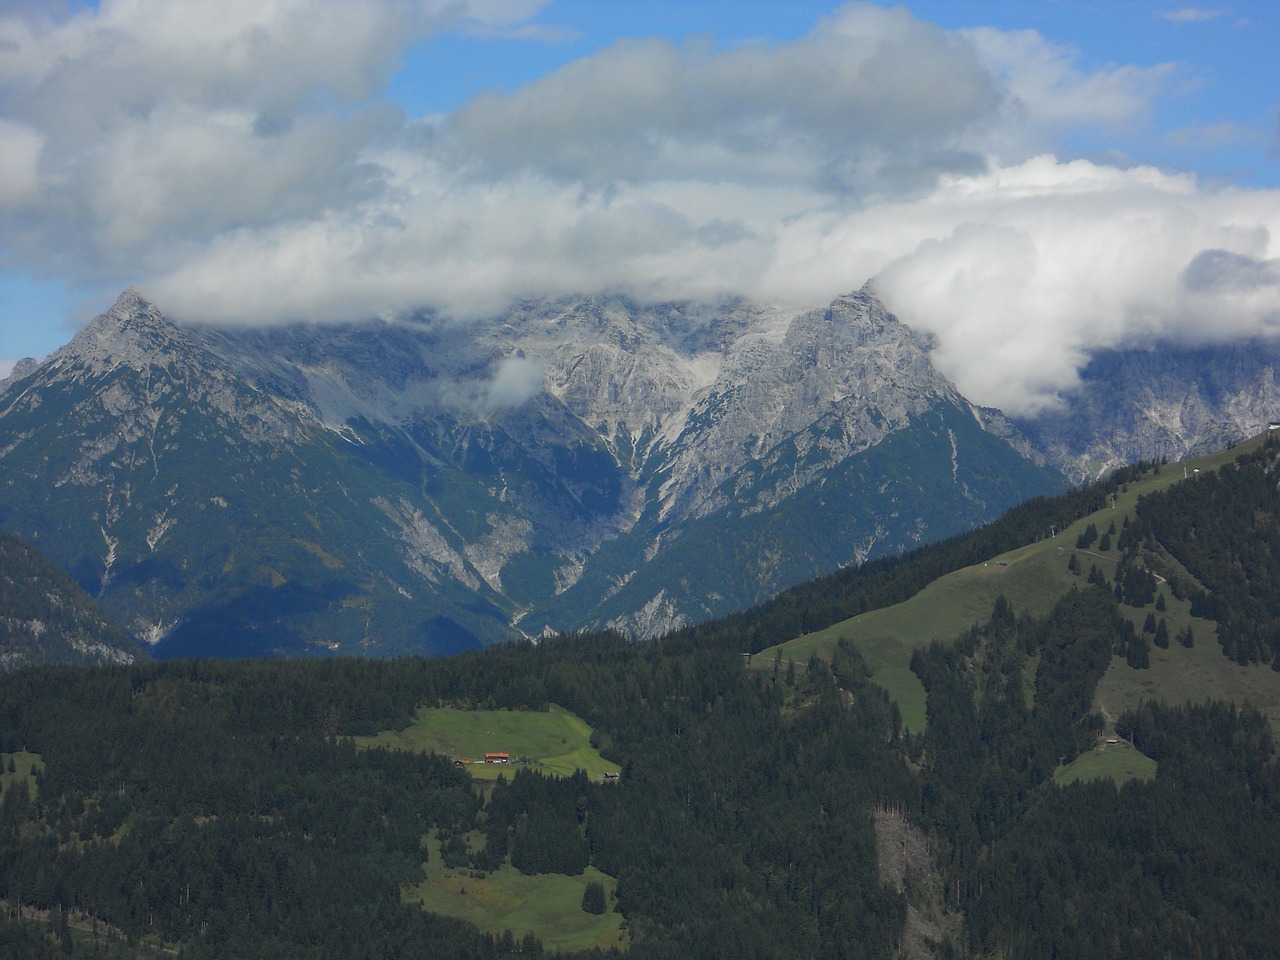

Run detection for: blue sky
[[1, 1, 1278, 413]]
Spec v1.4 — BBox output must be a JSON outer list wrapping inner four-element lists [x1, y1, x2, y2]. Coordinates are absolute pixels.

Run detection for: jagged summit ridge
[[651, 290, 975, 521], [1015, 339, 1280, 481], [178, 287, 1058, 636], [0, 286, 1065, 650]]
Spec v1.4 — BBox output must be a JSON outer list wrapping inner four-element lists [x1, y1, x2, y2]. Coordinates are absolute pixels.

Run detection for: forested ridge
[[672, 465, 1151, 653], [907, 585, 1280, 957], [3, 599, 1280, 957], [0, 533, 144, 670], [1122, 433, 1280, 666], [5, 443, 1280, 956]]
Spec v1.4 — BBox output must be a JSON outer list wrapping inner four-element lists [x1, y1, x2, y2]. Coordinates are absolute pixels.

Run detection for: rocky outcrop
[[0, 532, 144, 670], [1016, 341, 1280, 482]]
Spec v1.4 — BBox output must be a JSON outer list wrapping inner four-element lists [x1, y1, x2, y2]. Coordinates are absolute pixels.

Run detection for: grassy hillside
[[1053, 739, 1156, 786], [760, 432, 1280, 734], [356, 704, 621, 781], [0, 751, 42, 800], [410, 835, 626, 952]]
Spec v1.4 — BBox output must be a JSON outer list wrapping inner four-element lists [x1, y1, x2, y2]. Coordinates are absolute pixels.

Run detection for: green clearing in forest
[[755, 539, 1079, 735], [1097, 596, 1280, 734], [0, 751, 42, 800], [759, 434, 1280, 735], [1054, 739, 1157, 787], [356, 704, 620, 781], [408, 834, 626, 953]]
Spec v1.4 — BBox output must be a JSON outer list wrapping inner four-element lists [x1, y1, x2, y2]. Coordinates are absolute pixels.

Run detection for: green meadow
[[357, 703, 620, 780], [759, 434, 1280, 737], [0, 750, 42, 800], [359, 706, 627, 950], [1099, 599, 1280, 733], [1055, 739, 1157, 787], [408, 834, 627, 953]]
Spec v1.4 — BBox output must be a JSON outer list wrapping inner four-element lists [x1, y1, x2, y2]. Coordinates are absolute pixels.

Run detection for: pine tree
[[1154, 619, 1170, 649], [582, 881, 607, 915]]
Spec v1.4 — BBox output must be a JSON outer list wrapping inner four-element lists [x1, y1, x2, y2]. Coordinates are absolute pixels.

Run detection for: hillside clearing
[[761, 434, 1280, 734], [356, 704, 620, 781], [408, 834, 627, 953], [1054, 739, 1157, 786], [0, 750, 42, 800]]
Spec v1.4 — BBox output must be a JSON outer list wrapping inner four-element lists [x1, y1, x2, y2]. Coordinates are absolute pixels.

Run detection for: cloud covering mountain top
[[1, 1, 1278, 415]]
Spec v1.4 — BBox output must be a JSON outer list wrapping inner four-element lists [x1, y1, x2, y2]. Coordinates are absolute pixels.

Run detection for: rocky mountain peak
[[51, 287, 194, 378], [0, 285, 1065, 652]]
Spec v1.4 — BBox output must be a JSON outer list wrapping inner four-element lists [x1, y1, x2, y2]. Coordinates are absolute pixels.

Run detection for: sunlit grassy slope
[[760, 433, 1280, 736], [356, 703, 620, 781], [1054, 739, 1157, 787], [408, 835, 627, 953], [360, 708, 627, 951]]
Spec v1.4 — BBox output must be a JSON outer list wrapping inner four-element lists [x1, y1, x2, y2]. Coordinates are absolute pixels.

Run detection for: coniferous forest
[[6, 442, 1280, 956], [0, 640, 912, 959], [3, 602, 1280, 958]]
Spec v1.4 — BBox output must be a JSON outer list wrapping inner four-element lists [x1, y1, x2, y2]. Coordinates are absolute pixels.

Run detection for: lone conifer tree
[[582, 881, 606, 915]]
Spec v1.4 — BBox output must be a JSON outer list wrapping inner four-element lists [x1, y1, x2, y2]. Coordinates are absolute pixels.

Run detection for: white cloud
[[1159, 8, 1224, 24], [5, 2, 1280, 420], [447, 7, 1005, 195], [0, 118, 42, 211], [479, 353, 547, 412], [0, 0, 545, 271], [962, 27, 1173, 135], [862, 159, 1280, 414]]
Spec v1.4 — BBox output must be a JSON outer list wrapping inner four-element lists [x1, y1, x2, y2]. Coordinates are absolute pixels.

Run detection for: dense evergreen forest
[[3, 593, 1280, 958], [909, 586, 1280, 957], [0, 638, 913, 959], [6, 443, 1280, 956]]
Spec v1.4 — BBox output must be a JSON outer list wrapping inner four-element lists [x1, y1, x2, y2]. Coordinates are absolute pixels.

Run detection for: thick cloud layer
[[2, 1, 1278, 415]]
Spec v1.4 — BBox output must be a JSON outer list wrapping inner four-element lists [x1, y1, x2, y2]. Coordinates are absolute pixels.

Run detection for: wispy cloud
[[1158, 8, 1224, 23], [1166, 120, 1264, 150]]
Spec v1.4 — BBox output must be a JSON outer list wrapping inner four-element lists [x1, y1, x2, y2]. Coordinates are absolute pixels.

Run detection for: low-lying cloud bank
[[1, 1, 1278, 416]]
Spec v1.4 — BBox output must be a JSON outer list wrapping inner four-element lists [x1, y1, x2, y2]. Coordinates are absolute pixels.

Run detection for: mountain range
[[3, 287, 1279, 660], [5, 432, 1280, 958], [1013, 338, 1280, 481]]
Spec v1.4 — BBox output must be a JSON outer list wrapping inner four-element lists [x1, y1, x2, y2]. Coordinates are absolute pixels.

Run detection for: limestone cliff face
[[652, 291, 986, 523], [1015, 341, 1280, 483], [1, 287, 1062, 651], [186, 287, 1059, 639]]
